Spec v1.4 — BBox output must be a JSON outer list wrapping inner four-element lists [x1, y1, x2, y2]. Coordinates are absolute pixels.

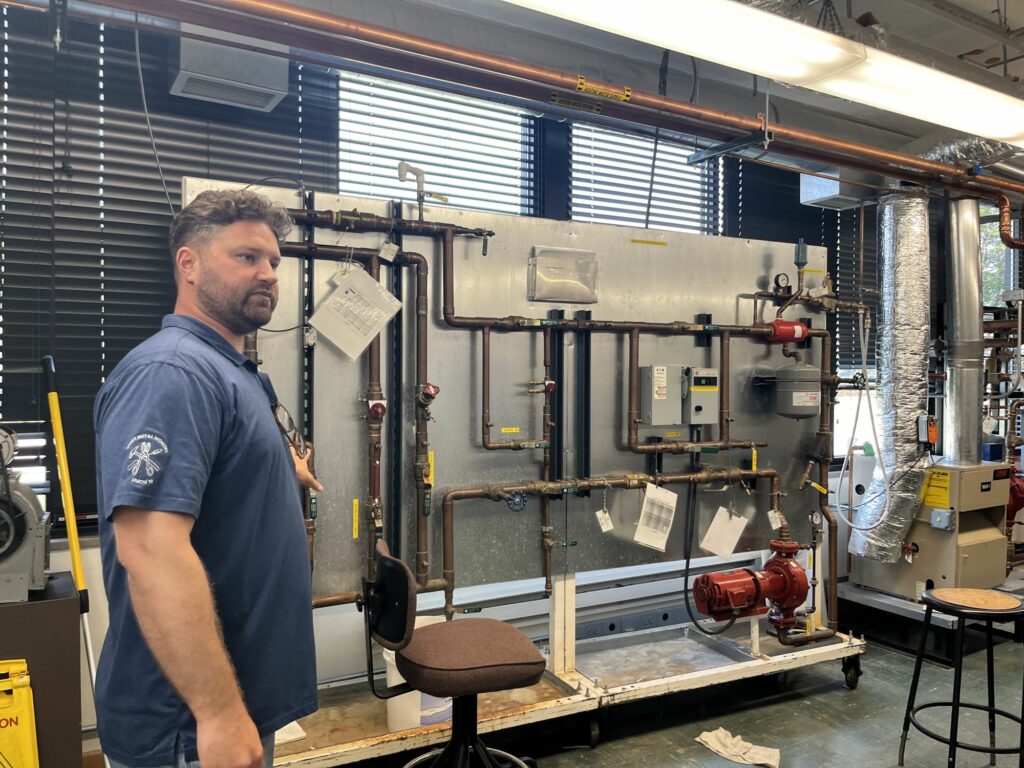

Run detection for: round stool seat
[[924, 589, 1024, 619]]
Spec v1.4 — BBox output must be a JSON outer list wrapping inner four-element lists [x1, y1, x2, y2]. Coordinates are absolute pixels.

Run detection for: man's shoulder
[[103, 327, 227, 396]]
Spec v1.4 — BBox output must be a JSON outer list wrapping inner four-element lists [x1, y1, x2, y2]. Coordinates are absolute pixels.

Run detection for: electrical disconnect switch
[[683, 367, 719, 425], [639, 365, 684, 426]]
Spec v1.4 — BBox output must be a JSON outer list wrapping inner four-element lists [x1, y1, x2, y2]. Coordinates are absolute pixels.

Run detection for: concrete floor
[[358, 629, 1024, 767], [531, 639, 1024, 768]]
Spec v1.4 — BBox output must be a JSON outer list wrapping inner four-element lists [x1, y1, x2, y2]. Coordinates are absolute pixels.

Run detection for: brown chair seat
[[396, 618, 546, 699]]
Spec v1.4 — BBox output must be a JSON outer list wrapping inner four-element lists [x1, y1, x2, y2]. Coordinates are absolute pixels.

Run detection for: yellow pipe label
[[664, 431, 682, 438], [576, 75, 632, 102], [500, 427, 521, 434], [428, 450, 435, 487], [751, 447, 758, 472], [352, 499, 359, 540], [803, 267, 826, 275], [629, 239, 668, 246]]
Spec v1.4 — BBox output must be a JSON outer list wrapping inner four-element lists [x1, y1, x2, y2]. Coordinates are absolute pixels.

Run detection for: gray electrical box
[[640, 365, 684, 426], [683, 367, 719, 425]]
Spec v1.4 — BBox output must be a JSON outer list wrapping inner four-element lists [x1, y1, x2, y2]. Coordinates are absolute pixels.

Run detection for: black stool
[[899, 588, 1024, 767]]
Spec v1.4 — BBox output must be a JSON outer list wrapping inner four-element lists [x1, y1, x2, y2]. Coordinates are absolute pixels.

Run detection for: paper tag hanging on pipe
[[634, 483, 678, 552], [309, 265, 402, 360], [700, 506, 748, 559]]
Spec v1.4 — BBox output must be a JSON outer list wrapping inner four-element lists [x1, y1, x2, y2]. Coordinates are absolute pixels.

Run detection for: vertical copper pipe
[[396, 252, 433, 587], [482, 327, 494, 448], [999, 195, 1024, 250], [719, 332, 730, 443], [541, 328, 553, 596], [366, 255, 383, 580], [814, 330, 839, 630]]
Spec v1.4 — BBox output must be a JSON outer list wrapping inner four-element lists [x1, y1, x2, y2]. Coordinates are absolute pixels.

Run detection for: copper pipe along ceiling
[[66, 0, 1024, 232], [440, 468, 784, 620]]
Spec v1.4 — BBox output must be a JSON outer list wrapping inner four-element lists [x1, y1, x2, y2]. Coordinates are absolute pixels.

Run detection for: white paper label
[[595, 508, 614, 533], [767, 509, 784, 530], [634, 483, 678, 552], [654, 366, 668, 400], [700, 506, 748, 559], [309, 266, 402, 360], [792, 391, 819, 407], [915, 580, 926, 599], [379, 242, 400, 261]]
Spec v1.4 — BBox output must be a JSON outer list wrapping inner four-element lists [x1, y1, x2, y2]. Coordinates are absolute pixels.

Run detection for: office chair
[[359, 541, 546, 767]]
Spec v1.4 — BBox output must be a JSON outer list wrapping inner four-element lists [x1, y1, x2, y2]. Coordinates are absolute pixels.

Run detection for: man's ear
[[175, 246, 200, 285]]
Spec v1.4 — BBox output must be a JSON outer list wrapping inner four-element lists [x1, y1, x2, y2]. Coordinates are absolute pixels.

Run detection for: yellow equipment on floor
[[0, 659, 39, 768]]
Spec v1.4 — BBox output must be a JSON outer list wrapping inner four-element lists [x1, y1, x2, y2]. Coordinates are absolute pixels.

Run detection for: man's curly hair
[[169, 189, 292, 262]]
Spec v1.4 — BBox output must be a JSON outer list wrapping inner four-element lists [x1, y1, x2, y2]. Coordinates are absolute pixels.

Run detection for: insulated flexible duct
[[849, 194, 930, 561]]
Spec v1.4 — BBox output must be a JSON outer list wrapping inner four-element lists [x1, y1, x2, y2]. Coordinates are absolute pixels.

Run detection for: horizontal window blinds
[[570, 123, 720, 234], [1, 9, 338, 522], [339, 71, 535, 215]]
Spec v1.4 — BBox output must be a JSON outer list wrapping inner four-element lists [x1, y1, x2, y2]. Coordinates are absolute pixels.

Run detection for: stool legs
[[948, 618, 967, 768], [900, 605, 933, 766], [987, 620, 996, 766]]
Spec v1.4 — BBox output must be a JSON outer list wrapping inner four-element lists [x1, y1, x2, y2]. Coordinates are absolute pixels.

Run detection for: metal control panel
[[684, 367, 719, 425], [639, 365, 683, 426]]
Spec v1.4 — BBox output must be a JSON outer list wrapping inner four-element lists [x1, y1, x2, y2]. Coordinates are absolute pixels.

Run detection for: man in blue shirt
[[95, 189, 321, 767]]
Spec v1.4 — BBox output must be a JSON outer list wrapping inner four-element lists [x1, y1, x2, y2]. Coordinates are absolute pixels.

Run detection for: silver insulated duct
[[849, 194, 930, 561], [943, 199, 984, 464]]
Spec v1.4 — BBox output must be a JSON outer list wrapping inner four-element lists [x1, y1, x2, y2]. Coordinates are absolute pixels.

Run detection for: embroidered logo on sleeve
[[126, 434, 168, 487]]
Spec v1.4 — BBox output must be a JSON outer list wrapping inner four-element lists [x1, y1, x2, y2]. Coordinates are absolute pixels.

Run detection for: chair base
[[402, 695, 534, 768], [403, 744, 530, 768]]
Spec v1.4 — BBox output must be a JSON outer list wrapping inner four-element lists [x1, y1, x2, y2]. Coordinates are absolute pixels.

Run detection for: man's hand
[[291, 443, 324, 492], [197, 706, 264, 768]]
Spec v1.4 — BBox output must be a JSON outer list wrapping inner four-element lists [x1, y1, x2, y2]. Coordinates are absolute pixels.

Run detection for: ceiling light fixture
[[497, 0, 1024, 148]]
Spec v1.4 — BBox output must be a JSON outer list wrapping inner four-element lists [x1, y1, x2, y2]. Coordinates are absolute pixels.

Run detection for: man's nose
[[256, 257, 279, 284]]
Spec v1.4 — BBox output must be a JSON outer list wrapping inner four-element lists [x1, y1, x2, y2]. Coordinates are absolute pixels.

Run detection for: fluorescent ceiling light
[[498, 0, 1024, 149]]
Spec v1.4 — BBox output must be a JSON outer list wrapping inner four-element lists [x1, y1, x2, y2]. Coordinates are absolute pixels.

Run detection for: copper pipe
[[999, 195, 1024, 250], [312, 591, 361, 609], [91, 0, 1024, 197], [1010, 399, 1024, 447], [627, 329, 767, 454], [541, 329, 554, 596], [480, 328, 548, 450], [366, 255, 384, 581], [440, 468, 783, 618], [50, 0, 1024, 216], [719, 331, 730, 442], [814, 331, 839, 632]]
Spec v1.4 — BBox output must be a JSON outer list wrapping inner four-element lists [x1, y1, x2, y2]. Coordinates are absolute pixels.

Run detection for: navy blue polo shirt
[[94, 314, 317, 765]]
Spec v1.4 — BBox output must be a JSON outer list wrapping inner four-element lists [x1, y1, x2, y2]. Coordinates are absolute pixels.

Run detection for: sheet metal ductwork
[[849, 194, 930, 562], [944, 198, 984, 465]]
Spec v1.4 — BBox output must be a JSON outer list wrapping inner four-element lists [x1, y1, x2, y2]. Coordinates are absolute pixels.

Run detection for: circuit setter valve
[[692, 539, 809, 629], [417, 382, 440, 407], [368, 400, 387, 419]]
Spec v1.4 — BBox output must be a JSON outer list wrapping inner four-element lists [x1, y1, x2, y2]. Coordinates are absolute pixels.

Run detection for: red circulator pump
[[692, 539, 809, 629]]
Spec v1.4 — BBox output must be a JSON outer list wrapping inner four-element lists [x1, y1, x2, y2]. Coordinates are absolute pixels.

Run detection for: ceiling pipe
[[29, 0, 1024, 247]]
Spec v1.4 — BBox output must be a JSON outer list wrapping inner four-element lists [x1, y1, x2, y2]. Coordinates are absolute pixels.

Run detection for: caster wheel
[[842, 655, 862, 690], [588, 715, 601, 747]]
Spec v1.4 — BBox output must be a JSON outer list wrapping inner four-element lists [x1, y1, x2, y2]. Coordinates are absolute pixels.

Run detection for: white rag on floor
[[695, 727, 781, 768], [275, 720, 307, 745]]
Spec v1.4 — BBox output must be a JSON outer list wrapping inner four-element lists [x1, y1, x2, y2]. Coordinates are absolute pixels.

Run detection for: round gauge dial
[[774, 273, 791, 290]]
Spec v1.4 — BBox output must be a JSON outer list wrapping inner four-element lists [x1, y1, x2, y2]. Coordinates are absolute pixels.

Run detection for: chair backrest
[[367, 540, 417, 651]]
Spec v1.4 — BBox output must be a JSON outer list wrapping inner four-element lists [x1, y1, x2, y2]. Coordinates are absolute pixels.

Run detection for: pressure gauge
[[0, 428, 16, 468], [809, 510, 823, 528], [773, 273, 791, 291]]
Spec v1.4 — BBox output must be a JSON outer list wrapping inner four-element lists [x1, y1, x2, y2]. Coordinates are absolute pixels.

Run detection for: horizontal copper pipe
[[441, 468, 782, 618], [312, 591, 361, 609]]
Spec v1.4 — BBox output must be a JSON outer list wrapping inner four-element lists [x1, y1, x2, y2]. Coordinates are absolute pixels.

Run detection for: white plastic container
[[382, 616, 453, 732]]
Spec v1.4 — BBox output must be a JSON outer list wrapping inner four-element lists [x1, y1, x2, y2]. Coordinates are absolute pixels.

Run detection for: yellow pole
[[43, 356, 88, 612]]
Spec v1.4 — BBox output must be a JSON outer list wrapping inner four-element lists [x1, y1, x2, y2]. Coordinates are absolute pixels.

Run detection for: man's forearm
[[125, 544, 246, 720]]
